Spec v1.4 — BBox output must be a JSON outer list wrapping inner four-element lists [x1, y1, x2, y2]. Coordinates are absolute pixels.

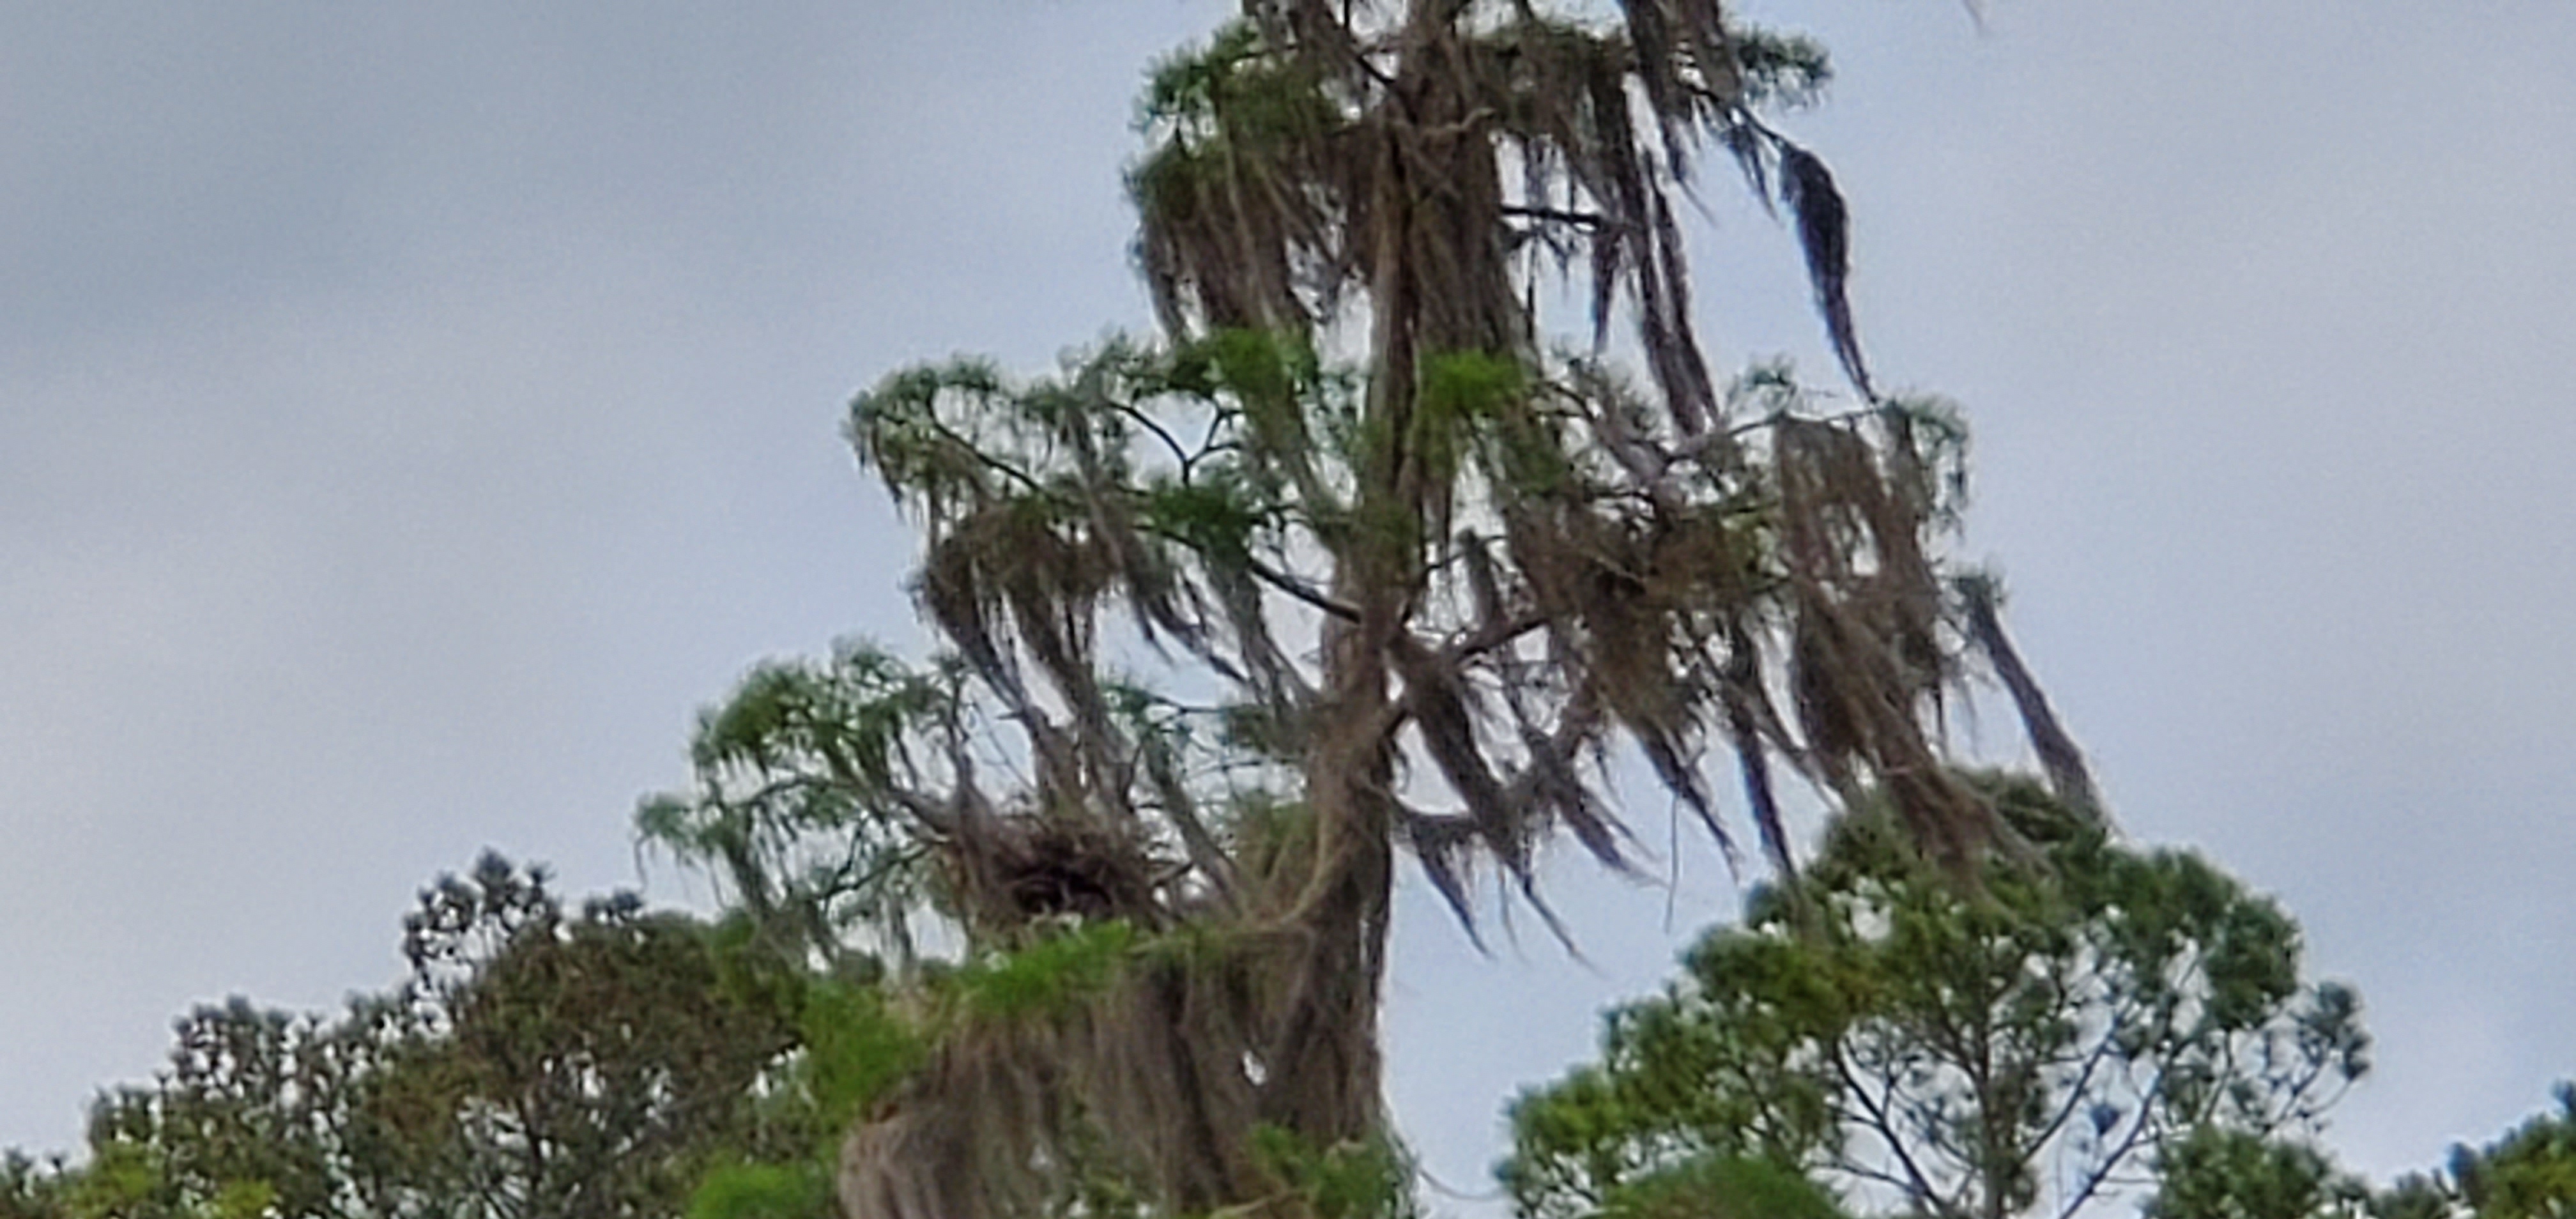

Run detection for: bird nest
[[951, 813, 1169, 931]]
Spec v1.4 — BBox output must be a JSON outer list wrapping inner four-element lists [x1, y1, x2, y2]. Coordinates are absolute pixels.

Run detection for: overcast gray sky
[[6, 0, 2573, 1206]]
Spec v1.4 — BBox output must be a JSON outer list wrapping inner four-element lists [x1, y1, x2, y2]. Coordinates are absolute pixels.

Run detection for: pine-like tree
[[641, 4, 2090, 1216]]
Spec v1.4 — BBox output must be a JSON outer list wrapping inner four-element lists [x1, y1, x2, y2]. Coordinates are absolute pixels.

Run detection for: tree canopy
[[0, 855, 803, 1219], [1504, 774, 2369, 1219], [2371, 1087, 2576, 1219]]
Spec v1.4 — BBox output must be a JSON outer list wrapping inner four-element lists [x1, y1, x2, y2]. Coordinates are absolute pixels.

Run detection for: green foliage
[[679, 924, 1187, 1219], [2454, 1085, 2576, 1219], [201, 1181, 275, 1219], [2147, 1128, 2368, 1219], [75, 996, 367, 1219], [1141, 22, 1328, 130], [378, 855, 805, 1218], [799, 977, 925, 1128], [2361, 1084, 2576, 1219], [671, 963, 928, 1219], [1416, 349, 1549, 502], [1251, 1126, 1422, 1219], [1503, 774, 2368, 1219], [685, 1162, 834, 1219], [59, 1142, 163, 1219], [953, 920, 1138, 1023], [638, 641, 956, 967]]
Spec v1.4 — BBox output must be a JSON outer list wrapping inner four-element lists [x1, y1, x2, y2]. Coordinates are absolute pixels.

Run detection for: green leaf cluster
[[685, 1162, 834, 1219], [953, 919, 1140, 1023]]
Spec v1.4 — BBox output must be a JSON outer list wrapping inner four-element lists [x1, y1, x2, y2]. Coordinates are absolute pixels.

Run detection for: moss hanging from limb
[[643, 4, 2090, 1217]]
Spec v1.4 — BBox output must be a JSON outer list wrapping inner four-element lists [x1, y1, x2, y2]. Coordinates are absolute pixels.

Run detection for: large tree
[[641, 3, 2090, 1217]]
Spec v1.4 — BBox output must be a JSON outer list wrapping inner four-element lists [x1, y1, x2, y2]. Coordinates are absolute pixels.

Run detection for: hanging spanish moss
[[640, 4, 2092, 1217]]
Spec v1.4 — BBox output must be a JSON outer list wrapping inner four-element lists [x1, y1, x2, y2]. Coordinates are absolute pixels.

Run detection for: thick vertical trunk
[[1260, 477, 1403, 1149], [1252, 38, 1423, 1151], [1259, 732, 1394, 1144]]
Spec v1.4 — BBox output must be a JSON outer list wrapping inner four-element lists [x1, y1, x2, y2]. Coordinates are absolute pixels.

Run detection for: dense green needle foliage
[[2447, 1090, 2576, 1219], [2136, 1083, 2576, 1219], [2146, 1127, 2370, 1219], [2372, 1087, 2576, 1219], [1504, 775, 2370, 1219]]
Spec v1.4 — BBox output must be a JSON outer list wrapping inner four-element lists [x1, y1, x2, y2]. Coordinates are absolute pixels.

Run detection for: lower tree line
[[6, 776, 2567, 1219], [2, 855, 818, 1219]]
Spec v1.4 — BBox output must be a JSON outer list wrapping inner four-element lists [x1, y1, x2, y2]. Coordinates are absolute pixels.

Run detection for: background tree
[[0, 854, 802, 1219], [2444, 1087, 2576, 1219], [638, 2, 2096, 1217], [76, 998, 384, 1219], [368, 854, 802, 1219], [1503, 774, 2367, 1219], [2368, 1086, 2576, 1219]]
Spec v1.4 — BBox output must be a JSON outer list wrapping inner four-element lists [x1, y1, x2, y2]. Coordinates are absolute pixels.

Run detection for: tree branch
[[1244, 555, 1361, 621], [1113, 400, 1200, 475], [2053, 1059, 2169, 1219], [1834, 1041, 1945, 1211], [1445, 609, 1549, 663]]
